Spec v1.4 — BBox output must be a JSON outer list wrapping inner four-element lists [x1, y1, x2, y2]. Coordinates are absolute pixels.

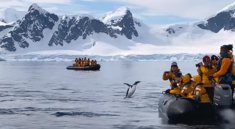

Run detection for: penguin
[[124, 81, 141, 98]]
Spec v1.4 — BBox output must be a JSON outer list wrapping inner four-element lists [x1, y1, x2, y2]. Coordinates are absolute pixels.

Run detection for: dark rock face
[[107, 10, 138, 39], [49, 16, 112, 46], [0, 35, 16, 51], [166, 28, 175, 34], [198, 10, 235, 32], [21, 5, 59, 41], [49, 9, 138, 46], [0, 4, 140, 52]]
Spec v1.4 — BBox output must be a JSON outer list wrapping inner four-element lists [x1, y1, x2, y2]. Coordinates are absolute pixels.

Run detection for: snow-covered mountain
[[164, 2, 235, 37], [101, 7, 138, 39], [0, 4, 59, 51], [1, 2, 235, 56], [197, 3, 235, 33], [0, 4, 152, 52]]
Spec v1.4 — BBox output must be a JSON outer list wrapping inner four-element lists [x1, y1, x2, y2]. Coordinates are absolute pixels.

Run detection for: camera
[[195, 62, 203, 67]]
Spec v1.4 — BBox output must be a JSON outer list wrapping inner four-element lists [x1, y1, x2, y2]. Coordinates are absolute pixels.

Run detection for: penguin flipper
[[124, 83, 132, 87], [133, 81, 141, 85]]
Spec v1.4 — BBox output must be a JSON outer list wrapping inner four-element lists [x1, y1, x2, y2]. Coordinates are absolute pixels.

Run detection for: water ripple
[[15, 90, 43, 93], [0, 109, 15, 115], [53, 88, 72, 91], [45, 98, 107, 103], [0, 107, 78, 115], [53, 111, 120, 117], [0, 83, 17, 86]]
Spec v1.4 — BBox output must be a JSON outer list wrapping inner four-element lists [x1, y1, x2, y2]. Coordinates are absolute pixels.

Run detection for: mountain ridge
[[1, 3, 235, 54], [0, 3, 141, 52], [165, 2, 235, 36]]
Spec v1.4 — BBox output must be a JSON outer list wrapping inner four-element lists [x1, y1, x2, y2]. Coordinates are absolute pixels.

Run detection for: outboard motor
[[214, 84, 232, 108]]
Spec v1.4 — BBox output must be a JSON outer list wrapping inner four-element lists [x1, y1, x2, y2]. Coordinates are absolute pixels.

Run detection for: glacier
[[0, 51, 207, 62]]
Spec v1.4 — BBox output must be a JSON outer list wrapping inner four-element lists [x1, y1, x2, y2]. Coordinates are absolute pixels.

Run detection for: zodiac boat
[[158, 84, 233, 121]]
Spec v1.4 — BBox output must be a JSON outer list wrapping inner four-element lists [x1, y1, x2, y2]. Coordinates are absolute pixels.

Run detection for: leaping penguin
[[124, 81, 141, 98]]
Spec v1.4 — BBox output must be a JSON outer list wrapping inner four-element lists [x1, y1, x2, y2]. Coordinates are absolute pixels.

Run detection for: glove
[[165, 89, 171, 94], [208, 75, 214, 80]]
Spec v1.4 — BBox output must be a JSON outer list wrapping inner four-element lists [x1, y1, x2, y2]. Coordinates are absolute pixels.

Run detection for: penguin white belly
[[127, 86, 136, 98]]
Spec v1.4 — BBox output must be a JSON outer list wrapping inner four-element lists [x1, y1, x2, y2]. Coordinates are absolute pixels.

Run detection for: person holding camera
[[190, 75, 210, 103], [162, 62, 182, 95], [180, 73, 194, 98], [196, 55, 215, 103]]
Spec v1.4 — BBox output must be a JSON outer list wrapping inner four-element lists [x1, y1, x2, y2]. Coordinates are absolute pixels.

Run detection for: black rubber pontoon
[[66, 64, 101, 71], [158, 84, 233, 122], [158, 92, 214, 122]]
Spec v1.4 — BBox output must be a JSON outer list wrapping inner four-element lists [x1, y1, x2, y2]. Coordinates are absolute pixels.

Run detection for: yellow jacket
[[162, 71, 181, 88], [198, 66, 214, 87], [169, 88, 181, 95], [193, 85, 210, 103], [181, 83, 195, 97], [213, 58, 232, 78]]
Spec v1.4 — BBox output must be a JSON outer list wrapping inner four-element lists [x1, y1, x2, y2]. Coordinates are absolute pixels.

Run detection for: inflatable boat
[[158, 84, 233, 122], [66, 64, 101, 71]]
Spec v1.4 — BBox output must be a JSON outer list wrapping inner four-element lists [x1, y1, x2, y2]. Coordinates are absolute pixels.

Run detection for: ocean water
[[0, 61, 234, 129]]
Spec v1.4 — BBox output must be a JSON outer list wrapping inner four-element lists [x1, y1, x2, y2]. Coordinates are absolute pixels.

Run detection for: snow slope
[[219, 1, 235, 13]]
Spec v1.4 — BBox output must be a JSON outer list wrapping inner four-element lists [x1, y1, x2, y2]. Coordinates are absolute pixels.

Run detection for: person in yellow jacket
[[193, 85, 210, 103], [187, 75, 201, 99], [163, 62, 182, 95], [180, 73, 194, 97], [197, 55, 216, 102], [212, 45, 233, 82], [211, 45, 234, 99], [187, 75, 210, 103]]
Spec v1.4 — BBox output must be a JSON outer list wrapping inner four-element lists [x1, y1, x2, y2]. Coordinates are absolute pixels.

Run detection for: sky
[[0, 0, 235, 25]]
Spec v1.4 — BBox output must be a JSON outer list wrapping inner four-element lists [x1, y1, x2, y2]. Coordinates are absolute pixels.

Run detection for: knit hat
[[220, 44, 233, 52], [203, 55, 210, 63], [211, 55, 219, 61], [171, 62, 178, 67]]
